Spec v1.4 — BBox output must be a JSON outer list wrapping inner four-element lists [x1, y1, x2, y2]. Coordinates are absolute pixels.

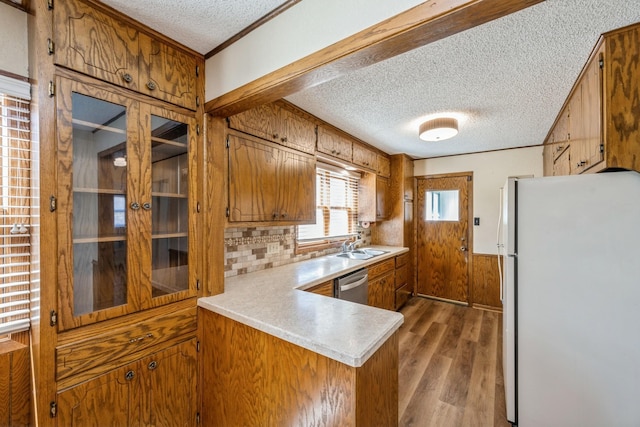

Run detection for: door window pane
[[425, 190, 459, 221]]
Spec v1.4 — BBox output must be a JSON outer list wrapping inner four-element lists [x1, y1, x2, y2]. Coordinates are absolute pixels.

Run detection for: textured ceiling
[[100, 0, 291, 54], [287, 0, 640, 158], [99, 0, 640, 159]]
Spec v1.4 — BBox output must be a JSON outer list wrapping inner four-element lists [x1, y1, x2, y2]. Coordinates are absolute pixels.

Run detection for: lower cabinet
[[56, 338, 198, 426], [368, 258, 395, 311], [305, 280, 334, 297]]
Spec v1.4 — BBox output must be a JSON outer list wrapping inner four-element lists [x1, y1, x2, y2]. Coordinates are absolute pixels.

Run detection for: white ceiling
[[101, 0, 640, 159]]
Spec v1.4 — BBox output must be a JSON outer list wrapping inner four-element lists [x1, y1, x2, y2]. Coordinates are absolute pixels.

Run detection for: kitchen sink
[[335, 248, 389, 260]]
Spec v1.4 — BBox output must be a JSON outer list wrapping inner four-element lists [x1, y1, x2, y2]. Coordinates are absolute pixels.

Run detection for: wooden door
[[143, 339, 198, 427], [57, 363, 137, 426], [276, 149, 316, 222], [416, 174, 471, 303]]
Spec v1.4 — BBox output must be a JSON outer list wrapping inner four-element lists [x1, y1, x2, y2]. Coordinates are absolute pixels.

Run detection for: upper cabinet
[[352, 142, 376, 172], [228, 101, 316, 154], [377, 154, 391, 178], [544, 23, 640, 175], [54, 0, 201, 110], [227, 133, 316, 224], [55, 76, 198, 330], [316, 125, 352, 162]]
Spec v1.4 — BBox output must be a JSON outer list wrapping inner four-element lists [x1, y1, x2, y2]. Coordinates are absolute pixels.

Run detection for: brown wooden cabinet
[[367, 258, 395, 311], [57, 338, 197, 426], [359, 173, 390, 222], [317, 124, 353, 162], [394, 253, 411, 310], [227, 133, 316, 224], [54, 0, 200, 110], [352, 142, 377, 171], [544, 24, 640, 175], [228, 101, 316, 154], [377, 154, 391, 178], [55, 76, 198, 331]]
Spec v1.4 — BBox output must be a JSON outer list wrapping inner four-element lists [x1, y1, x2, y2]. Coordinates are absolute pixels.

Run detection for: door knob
[[460, 246, 467, 252]]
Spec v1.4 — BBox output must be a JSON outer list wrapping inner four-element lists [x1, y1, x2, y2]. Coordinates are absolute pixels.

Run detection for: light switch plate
[[267, 242, 279, 254]]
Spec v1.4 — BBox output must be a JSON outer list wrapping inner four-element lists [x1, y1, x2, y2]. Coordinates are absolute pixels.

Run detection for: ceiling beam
[[205, 0, 544, 117]]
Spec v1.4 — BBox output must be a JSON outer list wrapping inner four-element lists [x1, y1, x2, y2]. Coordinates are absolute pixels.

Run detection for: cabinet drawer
[[395, 282, 412, 310], [395, 252, 409, 268], [56, 306, 196, 381], [395, 264, 408, 290], [369, 258, 395, 279]]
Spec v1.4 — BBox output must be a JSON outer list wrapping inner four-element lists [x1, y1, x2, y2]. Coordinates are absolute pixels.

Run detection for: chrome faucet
[[347, 240, 362, 251], [341, 240, 350, 252]]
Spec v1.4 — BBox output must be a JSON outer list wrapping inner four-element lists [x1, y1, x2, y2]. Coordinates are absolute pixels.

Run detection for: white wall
[[205, 0, 424, 101], [414, 146, 543, 255], [0, 3, 28, 78]]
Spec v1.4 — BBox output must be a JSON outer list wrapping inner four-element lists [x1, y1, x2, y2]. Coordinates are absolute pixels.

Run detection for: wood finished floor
[[398, 297, 511, 427]]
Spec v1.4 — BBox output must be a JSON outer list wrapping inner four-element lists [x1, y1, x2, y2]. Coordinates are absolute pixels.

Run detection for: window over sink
[[296, 165, 359, 251]]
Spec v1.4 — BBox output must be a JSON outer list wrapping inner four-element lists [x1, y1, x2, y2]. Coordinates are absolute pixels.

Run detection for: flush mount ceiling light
[[419, 117, 459, 142]]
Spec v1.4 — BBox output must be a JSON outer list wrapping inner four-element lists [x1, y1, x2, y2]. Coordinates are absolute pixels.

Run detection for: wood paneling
[[200, 309, 399, 426], [205, 0, 543, 117], [472, 254, 503, 309], [0, 344, 30, 427]]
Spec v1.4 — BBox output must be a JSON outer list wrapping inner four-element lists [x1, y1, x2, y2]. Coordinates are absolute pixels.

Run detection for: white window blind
[[0, 92, 35, 336], [298, 165, 359, 241]]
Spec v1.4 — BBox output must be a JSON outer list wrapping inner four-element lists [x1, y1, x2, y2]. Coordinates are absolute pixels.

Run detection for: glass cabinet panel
[[150, 115, 189, 298], [71, 92, 129, 315]]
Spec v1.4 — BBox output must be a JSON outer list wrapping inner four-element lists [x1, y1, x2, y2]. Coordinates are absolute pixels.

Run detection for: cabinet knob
[[281, 212, 288, 218], [125, 370, 135, 381], [146, 81, 157, 91], [281, 137, 288, 143], [273, 212, 278, 219], [272, 133, 279, 139], [148, 361, 158, 371], [122, 73, 133, 83], [130, 202, 140, 210], [576, 161, 586, 168], [331, 150, 336, 154], [336, 151, 340, 155], [142, 202, 152, 211], [460, 246, 467, 252]]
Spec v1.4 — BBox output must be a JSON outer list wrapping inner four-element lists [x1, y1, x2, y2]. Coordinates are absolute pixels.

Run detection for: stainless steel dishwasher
[[335, 268, 368, 305]]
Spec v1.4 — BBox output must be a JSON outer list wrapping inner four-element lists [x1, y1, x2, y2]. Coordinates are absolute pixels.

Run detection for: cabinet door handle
[[148, 361, 158, 371], [122, 73, 133, 83], [142, 202, 152, 211], [576, 161, 586, 168], [281, 137, 288, 143], [146, 81, 157, 91], [130, 202, 140, 210], [272, 133, 279, 139], [125, 370, 135, 381]]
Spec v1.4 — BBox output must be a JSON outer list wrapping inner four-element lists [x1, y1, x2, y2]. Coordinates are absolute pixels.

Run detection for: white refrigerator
[[500, 171, 640, 426]]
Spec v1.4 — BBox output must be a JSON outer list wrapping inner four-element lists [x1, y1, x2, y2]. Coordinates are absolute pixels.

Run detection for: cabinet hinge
[[599, 57, 604, 69], [196, 412, 201, 424], [196, 279, 201, 291], [226, 135, 230, 148], [196, 341, 200, 352], [49, 310, 57, 326], [467, 175, 472, 181], [50, 401, 57, 418], [600, 143, 604, 153], [196, 201, 201, 213], [196, 96, 200, 107], [49, 195, 57, 212], [196, 124, 200, 136], [196, 65, 200, 77], [47, 38, 55, 55], [48, 81, 55, 97], [225, 207, 230, 217], [47, 0, 53, 10]]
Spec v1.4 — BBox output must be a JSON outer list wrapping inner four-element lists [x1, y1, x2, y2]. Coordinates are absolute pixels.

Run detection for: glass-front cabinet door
[[145, 105, 197, 308], [56, 78, 196, 330]]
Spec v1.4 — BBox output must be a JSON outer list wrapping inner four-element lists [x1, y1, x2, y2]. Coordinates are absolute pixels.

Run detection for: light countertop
[[198, 245, 408, 367]]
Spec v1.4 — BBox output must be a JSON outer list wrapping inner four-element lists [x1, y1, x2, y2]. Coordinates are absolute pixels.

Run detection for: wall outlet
[[267, 242, 279, 254]]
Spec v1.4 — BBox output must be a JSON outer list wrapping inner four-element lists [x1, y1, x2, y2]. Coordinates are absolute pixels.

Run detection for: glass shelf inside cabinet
[[71, 92, 129, 315], [151, 115, 189, 298]]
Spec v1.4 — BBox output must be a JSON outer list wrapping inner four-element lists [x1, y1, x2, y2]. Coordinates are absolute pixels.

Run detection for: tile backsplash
[[224, 226, 371, 277]]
